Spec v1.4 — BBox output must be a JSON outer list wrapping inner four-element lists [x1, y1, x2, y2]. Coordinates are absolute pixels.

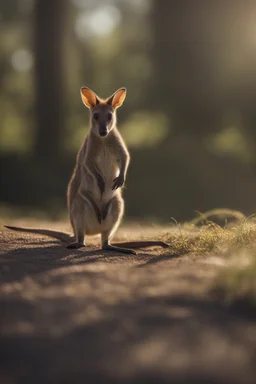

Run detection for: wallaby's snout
[[99, 126, 108, 137], [93, 108, 113, 138]]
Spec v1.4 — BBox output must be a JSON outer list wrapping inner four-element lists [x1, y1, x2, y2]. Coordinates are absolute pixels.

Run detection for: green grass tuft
[[164, 209, 256, 310]]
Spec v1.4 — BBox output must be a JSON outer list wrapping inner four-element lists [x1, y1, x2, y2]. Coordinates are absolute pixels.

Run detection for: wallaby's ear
[[80, 87, 99, 109], [107, 88, 127, 109]]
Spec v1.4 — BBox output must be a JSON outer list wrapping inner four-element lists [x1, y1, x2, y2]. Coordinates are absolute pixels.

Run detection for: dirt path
[[0, 221, 255, 384]]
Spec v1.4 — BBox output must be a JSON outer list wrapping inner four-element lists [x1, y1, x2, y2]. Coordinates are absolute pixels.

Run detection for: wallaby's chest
[[94, 146, 119, 203], [81, 137, 121, 203], [95, 146, 118, 178]]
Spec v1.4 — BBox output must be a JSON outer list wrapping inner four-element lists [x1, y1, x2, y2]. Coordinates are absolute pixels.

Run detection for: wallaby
[[5, 87, 169, 255]]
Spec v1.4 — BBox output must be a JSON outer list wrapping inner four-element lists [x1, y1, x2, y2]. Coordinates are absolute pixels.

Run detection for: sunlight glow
[[75, 6, 121, 39]]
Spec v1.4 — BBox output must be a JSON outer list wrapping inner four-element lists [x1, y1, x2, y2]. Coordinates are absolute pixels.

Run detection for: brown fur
[[66, 87, 132, 253]]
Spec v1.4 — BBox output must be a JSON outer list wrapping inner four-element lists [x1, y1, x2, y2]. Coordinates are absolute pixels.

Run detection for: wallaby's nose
[[99, 126, 108, 137]]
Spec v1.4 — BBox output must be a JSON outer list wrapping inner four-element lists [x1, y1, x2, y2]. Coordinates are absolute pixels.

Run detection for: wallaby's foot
[[158, 241, 169, 248], [67, 242, 85, 249], [103, 244, 137, 255], [112, 240, 170, 249]]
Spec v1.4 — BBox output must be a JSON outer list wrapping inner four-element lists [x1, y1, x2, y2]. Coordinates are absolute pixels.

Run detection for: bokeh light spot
[[11, 49, 33, 72], [75, 6, 121, 39]]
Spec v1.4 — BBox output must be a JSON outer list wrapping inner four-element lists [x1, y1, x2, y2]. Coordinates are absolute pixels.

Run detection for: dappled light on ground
[[0, 216, 255, 383]]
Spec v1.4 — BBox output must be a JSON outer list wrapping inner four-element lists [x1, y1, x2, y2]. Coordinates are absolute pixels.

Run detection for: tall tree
[[33, 0, 66, 160], [148, 0, 250, 140]]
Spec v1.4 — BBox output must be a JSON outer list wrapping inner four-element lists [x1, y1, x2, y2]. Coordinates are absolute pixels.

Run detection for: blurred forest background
[[1, 0, 256, 222]]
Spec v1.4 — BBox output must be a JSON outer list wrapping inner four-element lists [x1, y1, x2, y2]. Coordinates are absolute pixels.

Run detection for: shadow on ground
[[0, 293, 255, 384], [0, 229, 255, 384]]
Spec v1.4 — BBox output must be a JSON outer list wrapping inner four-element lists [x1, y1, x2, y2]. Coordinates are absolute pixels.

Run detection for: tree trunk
[[33, 0, 66, 160], [148, 1, 248, 140]]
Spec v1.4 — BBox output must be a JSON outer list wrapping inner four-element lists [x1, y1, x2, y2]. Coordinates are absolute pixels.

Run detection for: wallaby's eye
[[93, 113, 99, 120], [107, 113, 112, 121]]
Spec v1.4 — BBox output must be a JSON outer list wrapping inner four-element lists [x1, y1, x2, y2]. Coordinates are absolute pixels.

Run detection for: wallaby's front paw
[[112, 175, 125, 190]]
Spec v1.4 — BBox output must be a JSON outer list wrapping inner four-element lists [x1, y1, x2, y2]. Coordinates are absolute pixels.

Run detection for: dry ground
[[0, 220, 255, 384]]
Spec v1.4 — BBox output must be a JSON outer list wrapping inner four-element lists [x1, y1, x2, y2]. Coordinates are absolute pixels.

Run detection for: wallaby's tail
[[4, 225, 73, 243], [113, 241, 169, 249]]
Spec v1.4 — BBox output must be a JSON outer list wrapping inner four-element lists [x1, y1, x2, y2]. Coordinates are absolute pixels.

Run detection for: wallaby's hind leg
[[67, 226, 85, 249], [67, 201, 85, 249], [101, 194, 136, 255], [102, 232, 137, 255], [67, 236, 84, 249]]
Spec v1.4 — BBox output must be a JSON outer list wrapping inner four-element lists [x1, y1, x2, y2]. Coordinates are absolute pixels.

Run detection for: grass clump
[[164, 209, 256, 311], [165, 210, 256, 256], [165, 222, 228, 256]]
